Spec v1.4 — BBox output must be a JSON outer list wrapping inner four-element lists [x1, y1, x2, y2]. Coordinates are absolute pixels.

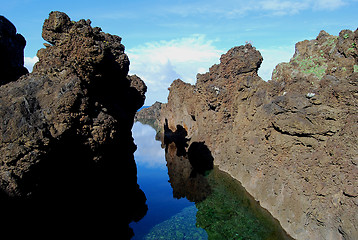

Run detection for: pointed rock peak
[[219, 44, 263, 75], [316, 30, 330, 40], [0, 16, 17, 36], [42, 11, 73, 45]]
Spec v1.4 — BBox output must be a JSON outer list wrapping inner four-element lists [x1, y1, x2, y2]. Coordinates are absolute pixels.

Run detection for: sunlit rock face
[[0, 11, 147, 238], [158, 31, 358, 240]]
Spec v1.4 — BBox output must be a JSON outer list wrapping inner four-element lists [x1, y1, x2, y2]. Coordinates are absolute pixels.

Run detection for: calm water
[[130, 122, 292, 240]]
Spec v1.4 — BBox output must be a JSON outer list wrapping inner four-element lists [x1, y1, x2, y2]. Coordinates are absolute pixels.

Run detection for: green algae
[[140, 166, 292, 240], [196, 168, 292, 240], [292, 56, 327, 80], [354, 65, 358, 73]]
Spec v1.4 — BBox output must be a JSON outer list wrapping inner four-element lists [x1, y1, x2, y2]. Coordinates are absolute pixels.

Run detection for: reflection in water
[[166, 142, 212, 203], [131, 123, 196, 239], [132, 122, 292, 239], [133, 122, 166, 168], [164, 119, 189, 157], [164, 122, 214, 203]]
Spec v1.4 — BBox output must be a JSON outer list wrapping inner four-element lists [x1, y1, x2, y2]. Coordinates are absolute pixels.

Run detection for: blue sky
[[2, 0, 358, 105]]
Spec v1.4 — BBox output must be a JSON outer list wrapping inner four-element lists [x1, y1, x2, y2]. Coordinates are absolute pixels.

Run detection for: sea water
[[130, 122, 292, 240]]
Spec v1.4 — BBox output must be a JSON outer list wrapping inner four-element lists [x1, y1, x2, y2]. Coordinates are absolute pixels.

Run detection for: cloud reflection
[[133, 122, 166, 168]]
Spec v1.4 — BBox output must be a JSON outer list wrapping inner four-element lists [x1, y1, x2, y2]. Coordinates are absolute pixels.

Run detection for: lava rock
[[159, 31, 358, 240], [0, 12, 147, 238]]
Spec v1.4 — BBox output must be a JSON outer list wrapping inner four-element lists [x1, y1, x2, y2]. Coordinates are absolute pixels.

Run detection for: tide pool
[[130, 122, 292, 240]]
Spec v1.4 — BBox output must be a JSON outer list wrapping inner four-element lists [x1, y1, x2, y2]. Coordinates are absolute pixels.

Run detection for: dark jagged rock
[[0, 12, 147, 238], [0, 16, 28, 85], [159, 30, 358, 240]]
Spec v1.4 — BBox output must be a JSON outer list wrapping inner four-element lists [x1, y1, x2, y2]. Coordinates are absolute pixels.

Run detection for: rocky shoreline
[[138, 30, 358, 239], [1, 9, 357, 239]]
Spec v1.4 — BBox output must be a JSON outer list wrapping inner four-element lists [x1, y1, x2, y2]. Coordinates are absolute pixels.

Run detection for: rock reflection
[[165, 142, 212, 203], [164, 119, 189, 157], [162, 124, 292, 239], [163, 121, 214, 203], [132, 121, 292, 239]]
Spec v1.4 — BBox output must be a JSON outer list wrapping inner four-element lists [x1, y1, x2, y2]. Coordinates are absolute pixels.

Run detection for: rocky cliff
[[0, 16, 28, 85], [0, 12, 147, 238], [159, 30, 358, 240]]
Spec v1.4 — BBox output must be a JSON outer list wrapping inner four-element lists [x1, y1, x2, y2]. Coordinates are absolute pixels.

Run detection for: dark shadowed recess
[[164, 121, 214, 203], [166, 143, 213, 203], [0, 72, 148, 238], [0, 132, 148, 239], [188, 142, 214, 177]]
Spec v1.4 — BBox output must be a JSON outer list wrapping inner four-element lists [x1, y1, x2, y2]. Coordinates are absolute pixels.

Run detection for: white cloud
[[160, 0, 349, 18], [313, 0, 347, 10], [258, 0, 348, 14], [258, 46, 295, 81], [24, 56, 38, 73], [133, 122, 166, 169], [258, 0, 310, 15], [127, 35, 222, 105]]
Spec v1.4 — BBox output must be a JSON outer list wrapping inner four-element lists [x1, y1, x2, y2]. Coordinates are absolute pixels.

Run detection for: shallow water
[[130, 122, 292, 240]]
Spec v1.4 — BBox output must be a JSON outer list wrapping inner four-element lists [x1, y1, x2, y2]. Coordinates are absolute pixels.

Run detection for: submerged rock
[[159, 30, 358, 240], [0, 11, 147, 238]]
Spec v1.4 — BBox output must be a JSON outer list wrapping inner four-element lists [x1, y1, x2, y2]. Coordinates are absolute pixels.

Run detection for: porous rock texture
[[0, 12, 147, 238], [159, 30, 358, 240]]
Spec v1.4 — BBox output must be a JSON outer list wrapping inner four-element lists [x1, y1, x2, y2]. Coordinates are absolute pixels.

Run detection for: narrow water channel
[[130, 122, 292, 240]]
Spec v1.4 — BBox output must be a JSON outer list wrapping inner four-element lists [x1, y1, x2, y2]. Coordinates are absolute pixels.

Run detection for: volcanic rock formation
[[157, 30, 358, 240], [0, 16, 28, 85], [0, 11, 147, 238]]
